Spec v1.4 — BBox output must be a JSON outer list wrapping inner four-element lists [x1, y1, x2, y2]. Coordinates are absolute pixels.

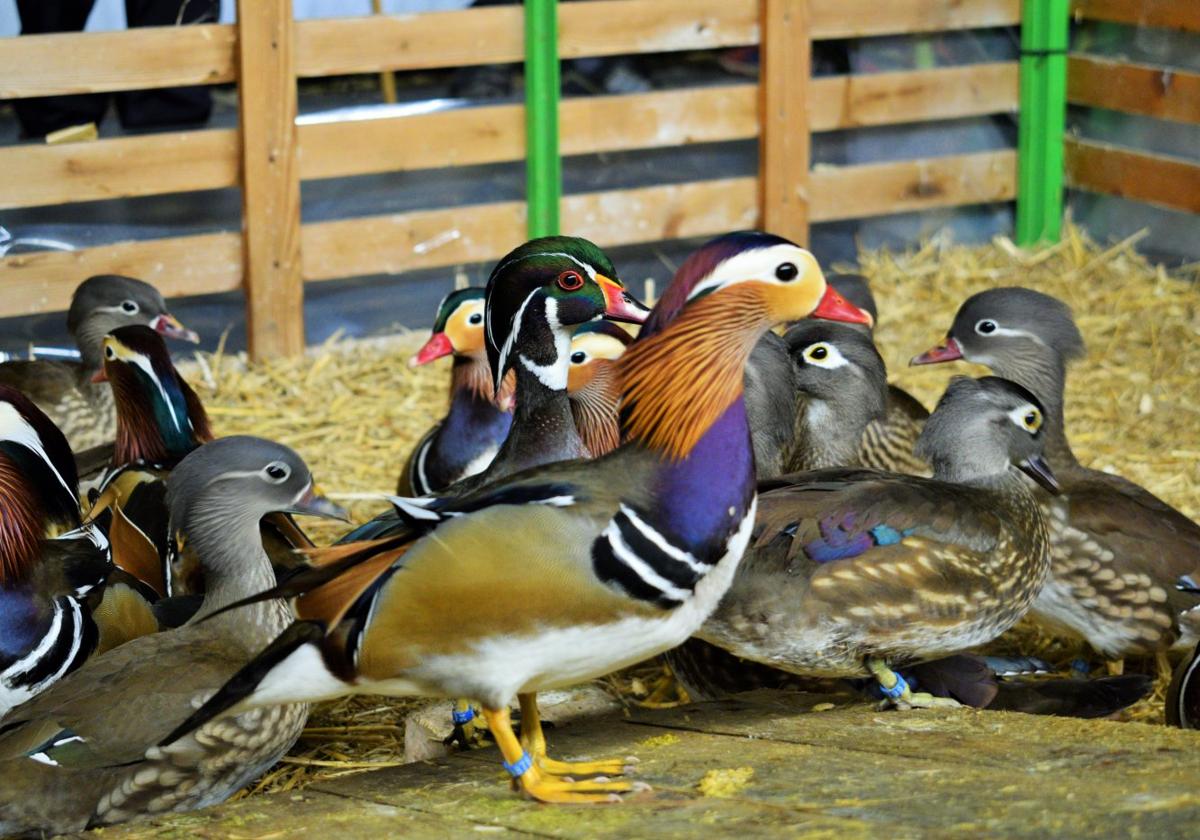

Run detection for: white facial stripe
[[519, 319, 571, 391], [685, 243, 816, 301], [491, 251, 598, 284], [803, 343, 850, 370], [491, 288, 540, 382], [976, 321, 1047, 344], [126, 353, 183, 434], [0, 403, 75, 502]]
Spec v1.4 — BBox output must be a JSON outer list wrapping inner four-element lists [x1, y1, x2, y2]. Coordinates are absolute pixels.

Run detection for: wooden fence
[[1065, 1, 1200, 218], [0, 0, 1023, 358]]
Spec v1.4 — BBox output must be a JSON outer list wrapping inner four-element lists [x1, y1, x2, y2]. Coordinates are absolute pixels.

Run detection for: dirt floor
[[94, 690, 1200, 839]]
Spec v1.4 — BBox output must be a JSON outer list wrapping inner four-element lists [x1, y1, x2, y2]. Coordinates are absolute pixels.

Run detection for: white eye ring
[[803, 342, 849, 369], [975, 319, 998, 335], [1007, 404, 1042, 433], [121, 300, 139, 315], [263, 461, 290, 483]]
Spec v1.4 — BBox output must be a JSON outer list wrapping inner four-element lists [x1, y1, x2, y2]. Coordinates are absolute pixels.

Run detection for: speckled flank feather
[[859, 388, 931, 476], [620, 287, 764, 461]]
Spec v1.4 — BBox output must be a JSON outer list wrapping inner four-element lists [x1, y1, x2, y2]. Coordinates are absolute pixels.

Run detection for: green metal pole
[[1016, 0, 1069, 245], [524, 0, 561, 238]]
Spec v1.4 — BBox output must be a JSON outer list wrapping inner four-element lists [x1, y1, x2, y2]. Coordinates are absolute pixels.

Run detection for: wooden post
[[759, 0, 811, 245], [237, 0, 304, 359]]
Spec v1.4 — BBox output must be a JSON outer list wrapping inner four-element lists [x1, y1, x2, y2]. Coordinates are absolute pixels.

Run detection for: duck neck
[[112, 368, 209, 466], [570, 361, 623, 459], [786, 394, 867, 471], [74, 318, 117, 374], [988, 351, 1076, 468], [493, 326, 587, 472], [182, 505, 289, 642], [619, 289, 763, 551]]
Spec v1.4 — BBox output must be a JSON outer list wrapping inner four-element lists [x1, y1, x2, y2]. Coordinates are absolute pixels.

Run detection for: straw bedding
[[178, 224, 1197, 795]]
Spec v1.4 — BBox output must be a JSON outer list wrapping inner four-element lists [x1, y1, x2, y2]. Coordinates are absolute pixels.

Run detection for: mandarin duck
[[824, 273, 930, 475], [696, 376, 1056, 708], [397, 288, 516, 496], [157, 231, 871, 804], [0, 386, 113, 717], [566, 320, 633, 458], [912, 288, 1200, 667], [0, 437, 345, 835], [0, 275, 198, 453]]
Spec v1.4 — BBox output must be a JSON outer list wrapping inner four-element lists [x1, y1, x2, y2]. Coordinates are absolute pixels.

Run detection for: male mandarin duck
[[566, 320, 633, 458], [912, 288, 1200, 667], [0, 386, 111, 717], [0, 275, 198, 453], [823, 273, 930, 475], [697, 376, 1056, 708], [397, 287, 516, 496], [156, 231, 871, 804], [0, 437, 345, 835]]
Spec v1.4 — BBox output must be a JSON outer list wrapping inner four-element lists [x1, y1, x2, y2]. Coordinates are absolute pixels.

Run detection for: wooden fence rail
[[0, 0, 1026, 357]]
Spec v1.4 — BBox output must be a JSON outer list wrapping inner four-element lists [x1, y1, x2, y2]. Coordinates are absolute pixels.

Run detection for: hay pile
[[182, 224, 1197, 794]]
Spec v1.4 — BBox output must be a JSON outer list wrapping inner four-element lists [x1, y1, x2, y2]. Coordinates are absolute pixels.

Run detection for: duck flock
[[0, 232, 1196, 832]]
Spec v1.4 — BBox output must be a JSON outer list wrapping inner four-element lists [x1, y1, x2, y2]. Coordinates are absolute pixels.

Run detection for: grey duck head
[[68, 274, 199, 369]]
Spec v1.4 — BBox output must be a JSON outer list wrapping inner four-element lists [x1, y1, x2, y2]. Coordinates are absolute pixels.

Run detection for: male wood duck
[[1167, 582, 1199, 728], [157, 231, 871, 804], [567, 320, 633, 458], [697, 376, 1056, 708], [90, 326, 316, 600], [0, 386, 111, 718], [0, 436, 345, 835], [912, 287, 1200, 665], [397, 288, 516, 496], [0, 275, 198, 453], [825, 272, 930, 475]]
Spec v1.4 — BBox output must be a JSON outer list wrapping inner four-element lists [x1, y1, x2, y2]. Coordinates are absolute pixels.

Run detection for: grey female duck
[[697, 376, 1057, 707], [0, 436, 345, 835], [912, 287, 1200, 668], [0, 275, 198, 453]]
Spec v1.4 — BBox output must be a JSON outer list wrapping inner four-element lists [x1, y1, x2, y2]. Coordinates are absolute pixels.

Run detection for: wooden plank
[[0, 232, 242, 318], [301, 178, 760, 282], [1068, 55, 1200, 125], [294, 0, 757, 78], [811, 0, 1022, 38], [760, 0, 811, 244], [810, 149, 1017, 222], [237, 0, 304, 359], [1065, 138, 1200, 214], [1070, 0, 1200, 33], [811, 62, 1019, 129], [0, 130, 238, 211], [0, 24, 235, 100]]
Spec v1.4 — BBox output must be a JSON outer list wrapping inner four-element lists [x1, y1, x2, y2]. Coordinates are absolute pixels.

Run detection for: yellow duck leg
[[517, 693, 635, 778], [867, 658, 962, 710], [445, 698, 490, 750], [483, 706, 647, 804]]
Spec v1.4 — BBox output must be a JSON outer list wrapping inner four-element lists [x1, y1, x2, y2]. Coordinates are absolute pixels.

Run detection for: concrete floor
[[96, 689, 1200, 839]]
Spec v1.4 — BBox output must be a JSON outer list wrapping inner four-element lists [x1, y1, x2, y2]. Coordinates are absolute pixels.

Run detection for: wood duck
[[911, 287, 1200, 664], [566, 320, 632, 458], [0, 275, 198, 453], [397, 288, 516, 496], [697, 376, 1056, 708], [156, 231, 871, 804], [825, 272, 930, 475], [1167, 581, 1200, 728], [0, 436, 346, 834], [0, 386, 112, 718]]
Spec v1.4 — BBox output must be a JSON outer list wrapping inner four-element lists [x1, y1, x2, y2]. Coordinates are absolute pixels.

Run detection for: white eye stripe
[[0, 403, 76, 502], [685, 244, 815, 301], [803, 342, 850, 369], [974, 320, 1045, 343]]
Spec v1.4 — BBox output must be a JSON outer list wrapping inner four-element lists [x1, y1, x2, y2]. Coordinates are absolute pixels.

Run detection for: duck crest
[[107, 327, 212, 466]]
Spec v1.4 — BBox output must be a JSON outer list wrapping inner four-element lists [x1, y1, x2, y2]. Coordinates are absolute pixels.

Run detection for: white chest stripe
[[618, 504, 710, 574], [601, 521, 695, 603]]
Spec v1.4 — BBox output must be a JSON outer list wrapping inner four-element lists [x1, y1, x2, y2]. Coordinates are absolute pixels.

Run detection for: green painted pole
[[524, 0, 561, 238], [1016, 0, 1069, 245]]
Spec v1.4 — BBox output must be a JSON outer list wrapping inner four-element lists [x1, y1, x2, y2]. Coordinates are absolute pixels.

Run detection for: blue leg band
[[879, 671, 910, 700], [503, 751, 533, 778], [452, 707, 476, 725]]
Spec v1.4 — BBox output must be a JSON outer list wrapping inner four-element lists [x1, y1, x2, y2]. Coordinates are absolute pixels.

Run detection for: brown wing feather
[[296, 546, 408, 628], [109, 503, 167, 597]]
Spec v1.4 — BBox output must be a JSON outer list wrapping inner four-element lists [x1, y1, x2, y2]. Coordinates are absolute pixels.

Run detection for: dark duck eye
[[264, 462, 290, 483], [809, 346, 828, 360], [121, 300, 139, 314], [556, 270, 585, 291], [105, 345, 116, 360], [976, 319, 997, 335], [775, 262, 799, 282], [570, 351, 587, 364], [468, 313, 483, 325]]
